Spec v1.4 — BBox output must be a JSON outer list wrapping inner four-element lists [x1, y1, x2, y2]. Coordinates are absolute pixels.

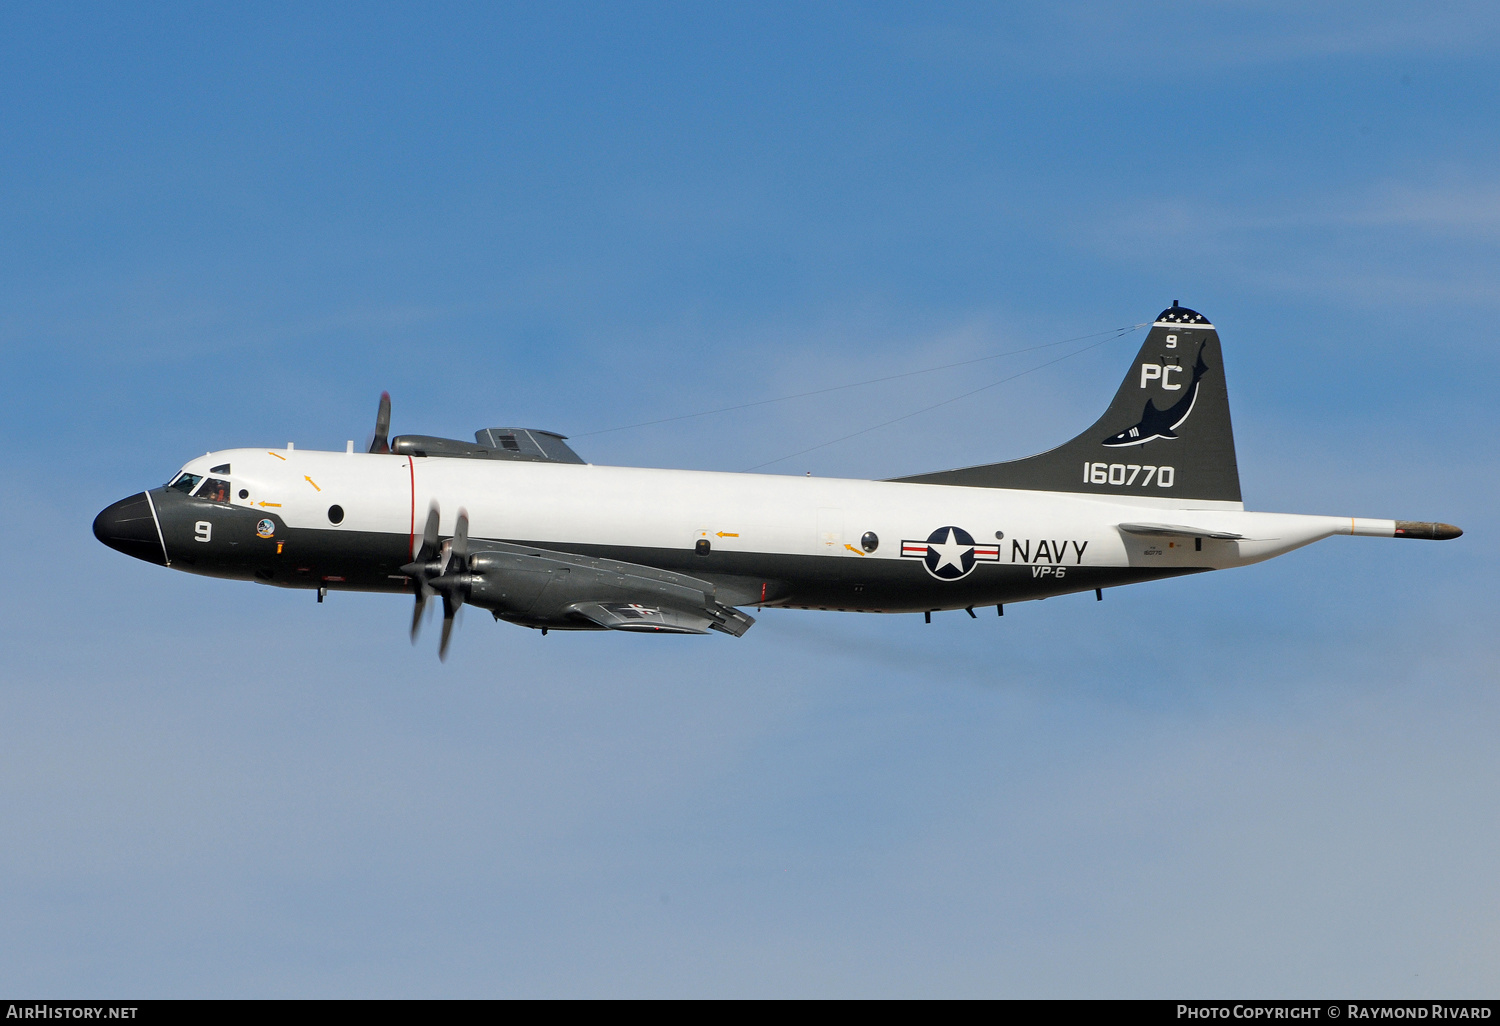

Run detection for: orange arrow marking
[[843, 544, 866, 556], [256, 501, 282, 508], [716, 532, 739, 538], [267, 451, 286, 461], [304, 476, 321, 491]]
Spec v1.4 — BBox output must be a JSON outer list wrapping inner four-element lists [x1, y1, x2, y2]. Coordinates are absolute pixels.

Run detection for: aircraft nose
[[93, 492, 168, 565]]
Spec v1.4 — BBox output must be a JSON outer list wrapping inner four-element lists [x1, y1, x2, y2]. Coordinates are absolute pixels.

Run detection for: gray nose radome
[[93, 493, 167, 565]]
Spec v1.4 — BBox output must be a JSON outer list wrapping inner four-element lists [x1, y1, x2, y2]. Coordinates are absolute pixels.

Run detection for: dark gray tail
[[891, 303, 1242, 503]]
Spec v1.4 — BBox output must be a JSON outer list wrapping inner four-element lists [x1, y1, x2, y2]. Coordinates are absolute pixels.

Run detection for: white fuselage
[[167, 445, 1383, 610]]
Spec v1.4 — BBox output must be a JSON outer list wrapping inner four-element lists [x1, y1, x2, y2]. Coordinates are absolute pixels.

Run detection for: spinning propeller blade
[[401, 505, 471, 661], [436, 508, 470, 661], [439, 594, 458, 662], [402, 502, 443, 644], [451, 507, 469, 564], [410, 590, 428, 642], [369, 392, 392, 454], [419, 504, 441, 559]]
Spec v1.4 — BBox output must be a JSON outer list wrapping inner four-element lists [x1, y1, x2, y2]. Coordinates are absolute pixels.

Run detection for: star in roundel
[[923, 526, 977, 580], [900, 527, 1001, 580]]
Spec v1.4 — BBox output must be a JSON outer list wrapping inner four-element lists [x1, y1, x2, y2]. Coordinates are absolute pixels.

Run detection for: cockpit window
[[210, 463, 230, 474], [196, 477, 231, 503], [168, 473, 202, 494]]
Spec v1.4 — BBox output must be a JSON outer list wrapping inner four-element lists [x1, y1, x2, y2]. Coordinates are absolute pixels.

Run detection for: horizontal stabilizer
[[1118, 522, 1246, 540]]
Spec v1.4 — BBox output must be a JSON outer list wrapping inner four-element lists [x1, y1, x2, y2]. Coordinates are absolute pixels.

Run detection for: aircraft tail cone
[[1394, 521, 1463, 540]]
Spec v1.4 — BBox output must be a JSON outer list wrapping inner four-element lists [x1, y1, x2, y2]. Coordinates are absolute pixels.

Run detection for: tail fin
[[892, 303, 1242, 503]]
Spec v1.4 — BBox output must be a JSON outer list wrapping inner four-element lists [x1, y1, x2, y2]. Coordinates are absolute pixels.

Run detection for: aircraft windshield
[[168, 473, 202, 494], [196, 478, 231, 503]]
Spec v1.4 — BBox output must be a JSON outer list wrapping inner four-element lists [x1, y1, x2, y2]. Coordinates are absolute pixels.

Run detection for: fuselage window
[[168, 473, 202, 494], [196, 478, 232, 503], [210, 463, 230, 474]]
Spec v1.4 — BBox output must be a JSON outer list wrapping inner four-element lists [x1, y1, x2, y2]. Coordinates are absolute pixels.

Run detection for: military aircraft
[[94, 303, 1461, 659]]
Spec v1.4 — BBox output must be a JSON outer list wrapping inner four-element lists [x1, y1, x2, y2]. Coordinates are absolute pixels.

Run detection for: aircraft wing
[[568, 600, 753, 636], [1116, 522, 1246, 540], [464, 538, 756, 636]]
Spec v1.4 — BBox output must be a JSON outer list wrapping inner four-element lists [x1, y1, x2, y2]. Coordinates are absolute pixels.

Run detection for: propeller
[[435, 508, 470, 661], [368, 391, 392, 454], [399, 504, 471, 661], [405, 503, 441, 642]]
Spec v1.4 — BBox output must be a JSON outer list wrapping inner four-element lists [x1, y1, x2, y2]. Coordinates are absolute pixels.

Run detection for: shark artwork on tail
[[1102, 340, 1210, 447]]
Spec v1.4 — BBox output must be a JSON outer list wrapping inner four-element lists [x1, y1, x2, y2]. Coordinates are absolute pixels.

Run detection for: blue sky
[[2, 2, 1496, 996]]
